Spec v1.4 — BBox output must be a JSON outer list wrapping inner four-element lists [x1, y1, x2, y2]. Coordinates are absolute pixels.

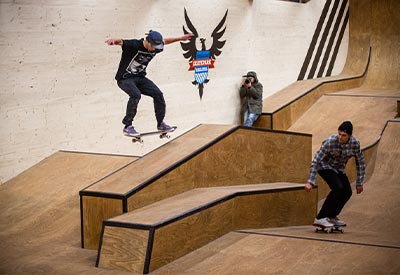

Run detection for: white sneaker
[[313, 217, 334, 228], [330, 217, 346, 227]]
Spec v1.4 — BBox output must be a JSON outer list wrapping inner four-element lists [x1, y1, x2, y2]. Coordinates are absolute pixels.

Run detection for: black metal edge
[[95, 222, 106, 267], [102, 220, 153, 230], [239, 125, 312, 137], [143, 228, 156, 274], [122, 197, 128, 213], [80, 195, 84, 248], [79, 190, 125, 200], [363, 119, 399, 152]]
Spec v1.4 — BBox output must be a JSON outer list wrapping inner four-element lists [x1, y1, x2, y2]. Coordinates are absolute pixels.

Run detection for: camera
[[244, 78, 251, 84]]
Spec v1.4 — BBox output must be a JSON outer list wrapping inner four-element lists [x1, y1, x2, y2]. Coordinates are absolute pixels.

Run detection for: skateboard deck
[[131, 126, 177, 143], [314, 224, 345, 233]]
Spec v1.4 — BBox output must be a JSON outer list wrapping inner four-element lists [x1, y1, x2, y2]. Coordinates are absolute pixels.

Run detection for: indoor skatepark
[[1, 0, 400, 274]]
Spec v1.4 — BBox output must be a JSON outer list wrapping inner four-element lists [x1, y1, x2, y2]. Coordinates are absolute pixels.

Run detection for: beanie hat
[[338, 121, 353, 135]]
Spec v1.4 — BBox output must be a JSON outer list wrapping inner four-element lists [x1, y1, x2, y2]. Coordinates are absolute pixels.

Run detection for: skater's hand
[[356, 185, 363, 194], [305, 182, 313, 192], [105, 38, 122, 46], [180, 33, 194, 41]]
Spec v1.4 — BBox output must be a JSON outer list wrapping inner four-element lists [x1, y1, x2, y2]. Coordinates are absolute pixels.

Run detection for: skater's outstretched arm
[[163, 33, 193, 45], [105, 38, 123, 46]]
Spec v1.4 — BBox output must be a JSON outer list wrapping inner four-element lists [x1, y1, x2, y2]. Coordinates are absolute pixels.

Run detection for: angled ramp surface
[[288, 93, 399, 152], [152, 121, 400, 275], [83, 124, 235, 195], [0, 152, 135, 274]]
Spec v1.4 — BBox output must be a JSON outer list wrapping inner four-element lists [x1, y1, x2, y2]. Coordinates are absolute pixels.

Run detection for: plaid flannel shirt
[[308, 134, 366, 186]]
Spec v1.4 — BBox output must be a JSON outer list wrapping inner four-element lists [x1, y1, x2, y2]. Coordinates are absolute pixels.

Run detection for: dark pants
[[117, 76, 166, 127], [316, 169, 352, 219]]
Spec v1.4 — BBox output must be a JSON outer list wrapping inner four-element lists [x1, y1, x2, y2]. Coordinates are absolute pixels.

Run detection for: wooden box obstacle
[[80, 125, 312, 250], [96, 182, 317, 273]]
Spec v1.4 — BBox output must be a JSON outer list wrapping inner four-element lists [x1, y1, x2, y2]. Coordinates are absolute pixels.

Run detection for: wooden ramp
[[256, 0, 400, 131], [96, 182, 316, 274], [288, 93, 398, 152], [0, 152, 135, 274], [148, 120, 400, 275], [288, 93, 399, 199], [80, 124, 312, 249]]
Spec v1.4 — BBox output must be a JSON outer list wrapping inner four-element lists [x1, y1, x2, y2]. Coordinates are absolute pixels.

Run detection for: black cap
[[338, 121, 353, 135]]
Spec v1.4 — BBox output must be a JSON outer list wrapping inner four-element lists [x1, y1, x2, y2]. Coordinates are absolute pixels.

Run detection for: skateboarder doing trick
[[106, 30, 192, 137], [305, 121, 366, 228]]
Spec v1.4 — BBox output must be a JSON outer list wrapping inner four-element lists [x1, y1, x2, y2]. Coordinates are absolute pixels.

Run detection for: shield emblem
[[194, 66, 208, 84], [194, 50, 210, 85]]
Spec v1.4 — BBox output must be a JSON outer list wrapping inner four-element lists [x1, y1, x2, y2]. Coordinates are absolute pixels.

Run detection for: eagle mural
[[180, 8, 228, 99]]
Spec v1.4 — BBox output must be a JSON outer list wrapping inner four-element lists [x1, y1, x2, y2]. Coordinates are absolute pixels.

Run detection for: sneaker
[[330, 217, 347, 227], [123, 125, 140, 137], [313, 217, 334, 228], [157, 121, 173, 132]]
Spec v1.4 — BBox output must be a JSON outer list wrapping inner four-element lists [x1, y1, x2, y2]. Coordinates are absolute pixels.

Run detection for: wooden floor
[[0, 152, 135, 275]]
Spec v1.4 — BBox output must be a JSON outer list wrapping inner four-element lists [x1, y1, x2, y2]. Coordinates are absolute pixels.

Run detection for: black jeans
[[117, 76, 166, 127], [316, 169, 352, 219]]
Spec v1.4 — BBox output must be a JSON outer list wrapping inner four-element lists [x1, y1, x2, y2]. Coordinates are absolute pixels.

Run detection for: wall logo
[[180, 8, 228, 99]]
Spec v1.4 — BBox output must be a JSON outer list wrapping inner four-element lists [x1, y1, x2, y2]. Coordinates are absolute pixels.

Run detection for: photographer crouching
[[239, 71, 263, 126]]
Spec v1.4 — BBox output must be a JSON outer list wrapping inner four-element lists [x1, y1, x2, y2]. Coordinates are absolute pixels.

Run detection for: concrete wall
[[0, 0, 348, 183]]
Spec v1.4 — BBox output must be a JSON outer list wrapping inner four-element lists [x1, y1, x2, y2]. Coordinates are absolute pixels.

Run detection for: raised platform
[[80, 125, 312, 249], [96, 182, 316, 273]]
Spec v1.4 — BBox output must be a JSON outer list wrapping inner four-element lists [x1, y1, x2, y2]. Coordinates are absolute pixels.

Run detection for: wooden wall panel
[[233, 190, 316, 229], [149, 200, 234, 273], [98, 227, 149, 273], [81, 196, 123, 249]]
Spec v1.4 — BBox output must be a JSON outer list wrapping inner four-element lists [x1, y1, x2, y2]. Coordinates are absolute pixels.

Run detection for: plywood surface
[[153, 231, 400, 275], [84, 124, 235, 194], [288, 94, 398, 152], [0, 151, 135, 274], [107, 183, 305, 226]]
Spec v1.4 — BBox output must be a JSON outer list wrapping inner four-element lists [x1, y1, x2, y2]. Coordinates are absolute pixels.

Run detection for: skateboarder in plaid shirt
[[305, 121, 366, 228], [106, 30, 192, 137]]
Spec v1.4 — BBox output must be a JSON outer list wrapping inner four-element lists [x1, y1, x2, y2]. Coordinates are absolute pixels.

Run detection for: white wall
[[0, 0, 348, 183]]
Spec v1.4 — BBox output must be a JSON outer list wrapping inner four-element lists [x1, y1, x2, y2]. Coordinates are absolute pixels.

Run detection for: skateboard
[[131, 126, 177, 143], [314, 224, 345, 233]]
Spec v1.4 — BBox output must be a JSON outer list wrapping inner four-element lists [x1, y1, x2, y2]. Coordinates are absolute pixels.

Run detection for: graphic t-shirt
[[115, 38, 159, 80]]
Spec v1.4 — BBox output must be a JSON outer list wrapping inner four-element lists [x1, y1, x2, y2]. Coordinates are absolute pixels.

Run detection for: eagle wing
[[209, 9, 228, 59], [180, 8, 199, 61]]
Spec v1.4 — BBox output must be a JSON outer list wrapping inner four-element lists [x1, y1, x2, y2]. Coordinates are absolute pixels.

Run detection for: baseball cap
[[146, 30, 164, 50], [242, 71, 257, 78]]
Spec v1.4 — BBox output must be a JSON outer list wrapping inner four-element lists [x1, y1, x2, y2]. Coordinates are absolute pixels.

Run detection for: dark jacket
[[239, 71, 263, 115]]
